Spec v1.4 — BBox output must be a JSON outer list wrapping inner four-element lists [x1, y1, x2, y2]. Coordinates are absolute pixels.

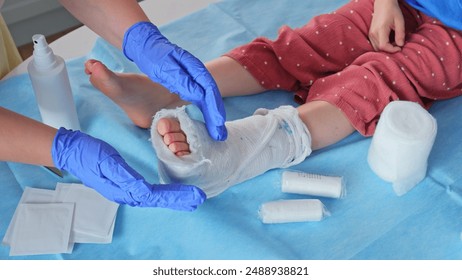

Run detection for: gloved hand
[[123, 21, 227, 141], [51, 127, 206, 210]]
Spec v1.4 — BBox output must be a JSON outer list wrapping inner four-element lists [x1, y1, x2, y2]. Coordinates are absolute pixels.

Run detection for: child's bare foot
[[84, 59, 186, 128], [156, 118, 191, 156]]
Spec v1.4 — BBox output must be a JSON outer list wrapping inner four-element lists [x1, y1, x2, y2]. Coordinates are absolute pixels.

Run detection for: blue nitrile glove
[[123, 21, 227, 141], [51, 128, 206, 210]]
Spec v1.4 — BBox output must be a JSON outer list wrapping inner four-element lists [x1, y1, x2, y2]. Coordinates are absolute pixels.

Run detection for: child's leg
[[158, 100, 354, 154], [224, 0, 379, 103], [153, 101, 354, 197], [152, 105, 310, 197], [304, 12, 462, 137], [297, 101, 355, 150], [85, 59, 183, 128], [85, 56, 265, 128], [85, 0, 382, 129]]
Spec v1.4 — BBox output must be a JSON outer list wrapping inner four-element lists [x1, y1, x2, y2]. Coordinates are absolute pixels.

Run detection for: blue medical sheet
[[1, 0, 461, 259]]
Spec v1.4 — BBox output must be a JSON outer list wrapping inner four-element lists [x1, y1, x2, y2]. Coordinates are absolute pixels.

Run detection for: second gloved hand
[[123, 21, 227, 141], [51, 128, 206, 210]]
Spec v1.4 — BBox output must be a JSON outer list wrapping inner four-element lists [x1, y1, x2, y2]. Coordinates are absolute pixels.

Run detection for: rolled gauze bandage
[[259, 199, 329, 224], [367, 101, 437, 196], [281, 170, 345, 198]]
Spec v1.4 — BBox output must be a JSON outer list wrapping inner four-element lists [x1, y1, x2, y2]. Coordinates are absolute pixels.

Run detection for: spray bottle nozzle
[[31, 34, 56, 69], [32, 34, 49, 50]]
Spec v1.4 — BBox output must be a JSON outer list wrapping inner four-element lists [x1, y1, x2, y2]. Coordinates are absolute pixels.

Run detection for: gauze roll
[[367, 101, 437, 196], [151, 105, 312, 198], [259, 199, 329, 224], [281, 170, 345, 198]]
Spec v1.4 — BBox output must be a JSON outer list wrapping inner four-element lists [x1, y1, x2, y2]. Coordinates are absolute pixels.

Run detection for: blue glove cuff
[[51, 127, 72, 170], [51, 127, 117, 172], [123, 21, 162, 62]]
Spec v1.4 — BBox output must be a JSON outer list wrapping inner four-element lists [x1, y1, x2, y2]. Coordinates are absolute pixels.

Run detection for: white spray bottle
[[27, 34, 81, 130]]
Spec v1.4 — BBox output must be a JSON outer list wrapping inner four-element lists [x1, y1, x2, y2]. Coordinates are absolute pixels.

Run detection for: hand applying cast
[[123, 22, 227, 141], [51, 128, 206, 210], [369, 0, 406, 53]]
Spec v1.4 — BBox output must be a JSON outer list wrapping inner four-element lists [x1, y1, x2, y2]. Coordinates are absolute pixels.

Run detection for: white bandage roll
[[281, 171, 345, 198], [367, 101, 437, 196], [259, 199, 329, 224]]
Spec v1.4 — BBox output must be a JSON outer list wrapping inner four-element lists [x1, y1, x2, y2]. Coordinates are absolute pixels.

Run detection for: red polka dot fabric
[[225, 0, 462, 136]]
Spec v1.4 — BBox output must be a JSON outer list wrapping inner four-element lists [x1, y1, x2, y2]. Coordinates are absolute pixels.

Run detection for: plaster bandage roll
[[281, 171, 345, 198], [259, 199, 329, 224], [151, 105, 312, 198], [367, 101, 437, 196]]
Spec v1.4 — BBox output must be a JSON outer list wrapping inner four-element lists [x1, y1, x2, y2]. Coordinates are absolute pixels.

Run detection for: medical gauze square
[[3, 187, 56, 246], [55, 183, 118, 242], [69, 216, 116, 244], [9, 203, 74, 256]]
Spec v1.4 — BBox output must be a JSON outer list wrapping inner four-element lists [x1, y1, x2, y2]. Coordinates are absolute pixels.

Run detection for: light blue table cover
[[1, 0, 461, 259]]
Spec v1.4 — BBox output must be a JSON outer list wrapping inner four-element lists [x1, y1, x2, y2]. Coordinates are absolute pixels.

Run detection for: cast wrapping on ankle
[[151, 105, 312, 198]]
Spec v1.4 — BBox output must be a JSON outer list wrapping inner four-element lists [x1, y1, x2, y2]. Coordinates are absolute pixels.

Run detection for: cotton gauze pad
[[9, 203, 74, 256], [367, 101, 437, 196], [281, 170, 345, 198], [3, 187, 56, 246], [259, 199, 329, 224], [54, 183, 119, 243]]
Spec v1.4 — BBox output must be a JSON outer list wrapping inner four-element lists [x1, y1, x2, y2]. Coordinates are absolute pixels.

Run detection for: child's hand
[[369, 0, 405, 53]]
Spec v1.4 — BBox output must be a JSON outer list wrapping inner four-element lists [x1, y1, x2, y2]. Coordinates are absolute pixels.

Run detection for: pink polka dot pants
[[225, 0, 462, 136]]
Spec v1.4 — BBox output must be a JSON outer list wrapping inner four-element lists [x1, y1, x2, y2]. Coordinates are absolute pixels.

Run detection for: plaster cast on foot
[[151, 106, 312, 198]]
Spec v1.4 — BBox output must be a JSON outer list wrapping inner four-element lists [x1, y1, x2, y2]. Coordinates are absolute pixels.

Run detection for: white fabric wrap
[[367, 101, 437, 196], [259, 199, 329, 223], [151, 105, 312, 198]]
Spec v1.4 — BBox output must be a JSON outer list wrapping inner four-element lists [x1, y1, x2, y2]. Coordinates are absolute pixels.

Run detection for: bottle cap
[[32, 34, 56, 69]]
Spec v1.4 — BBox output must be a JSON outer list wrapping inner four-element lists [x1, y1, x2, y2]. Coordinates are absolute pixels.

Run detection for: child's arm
[[368, 0, 405, 53]]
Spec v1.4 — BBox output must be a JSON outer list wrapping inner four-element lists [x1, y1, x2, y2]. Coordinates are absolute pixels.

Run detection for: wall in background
[[1, 0, 81, 47]]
